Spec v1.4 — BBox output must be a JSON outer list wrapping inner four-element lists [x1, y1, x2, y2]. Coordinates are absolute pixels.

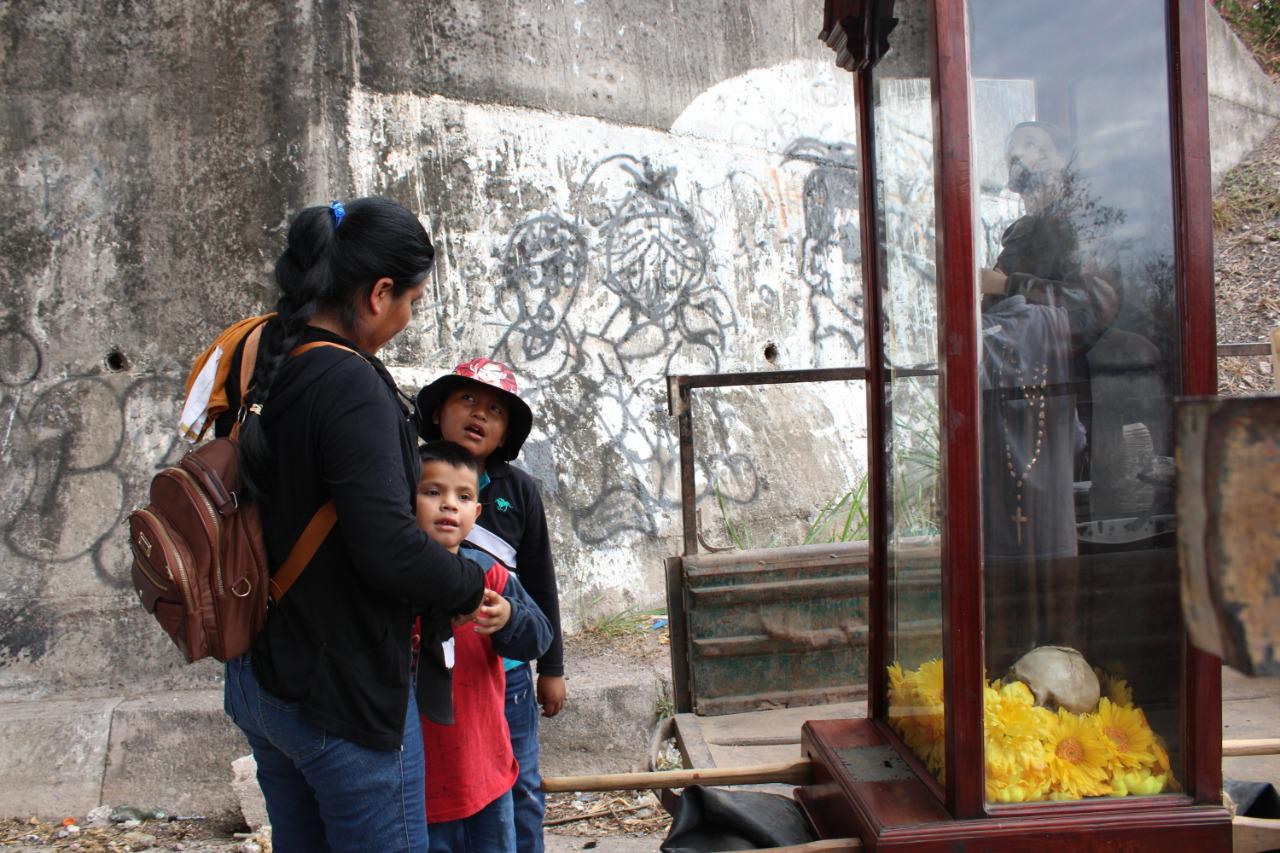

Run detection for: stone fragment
[[231, 754, 269, 831]]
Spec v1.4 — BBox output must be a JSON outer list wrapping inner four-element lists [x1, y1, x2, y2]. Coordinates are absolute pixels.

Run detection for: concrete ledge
[[0, 649, 671, 819], [100, 690, 248, 817], [0, 697, 120, 818], [540, 646, 671, 777], [0, 690, 248, 820]]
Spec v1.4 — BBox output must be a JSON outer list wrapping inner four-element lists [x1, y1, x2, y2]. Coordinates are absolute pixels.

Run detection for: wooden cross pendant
[[1010, 505, 1028, 545]]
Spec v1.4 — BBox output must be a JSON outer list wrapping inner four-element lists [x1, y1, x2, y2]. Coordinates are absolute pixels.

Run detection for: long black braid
[[237, 198, 436, 505]]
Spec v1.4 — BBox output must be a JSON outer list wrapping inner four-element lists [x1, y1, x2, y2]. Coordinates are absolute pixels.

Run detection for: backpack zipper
[[132, 539, 173, 592], [134, 508, 197, 615], [170, 467, 225, 597]]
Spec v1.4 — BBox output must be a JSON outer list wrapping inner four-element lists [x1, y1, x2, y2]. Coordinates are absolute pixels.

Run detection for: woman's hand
[[537, 674, 567, 718], [471, 588, 511, 635]]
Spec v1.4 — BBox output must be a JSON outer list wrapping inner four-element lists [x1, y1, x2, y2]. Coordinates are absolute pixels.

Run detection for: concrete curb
[[0, 656, 671, 819]]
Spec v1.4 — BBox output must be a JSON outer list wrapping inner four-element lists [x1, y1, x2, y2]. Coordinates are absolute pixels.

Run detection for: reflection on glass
[[970, 0, 1182, 803], [874, 73, 946, 786]]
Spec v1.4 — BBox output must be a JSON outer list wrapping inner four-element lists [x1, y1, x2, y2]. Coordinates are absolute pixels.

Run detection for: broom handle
[[542, 758, 812, 793]]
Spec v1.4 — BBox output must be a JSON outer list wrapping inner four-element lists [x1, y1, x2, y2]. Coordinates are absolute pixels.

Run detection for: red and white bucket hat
[[416, 357, 534, 461]]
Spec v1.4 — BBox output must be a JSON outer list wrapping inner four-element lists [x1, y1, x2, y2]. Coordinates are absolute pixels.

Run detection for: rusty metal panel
[[1177, 396, 1280, 676], [680, 543, 870, 716]]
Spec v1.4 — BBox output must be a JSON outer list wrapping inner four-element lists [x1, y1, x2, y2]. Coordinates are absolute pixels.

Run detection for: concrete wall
[[0, 0, 866, 703]]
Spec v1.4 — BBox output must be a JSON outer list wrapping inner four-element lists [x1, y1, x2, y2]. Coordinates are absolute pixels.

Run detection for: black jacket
[[463, 459, 563, 678], [218, 322, 485, 749]]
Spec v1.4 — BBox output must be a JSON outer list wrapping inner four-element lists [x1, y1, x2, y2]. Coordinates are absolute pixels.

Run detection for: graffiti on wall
[[0, 325, 185, 664], [491, 153, 736, 543], [484, 137, 864, 546]]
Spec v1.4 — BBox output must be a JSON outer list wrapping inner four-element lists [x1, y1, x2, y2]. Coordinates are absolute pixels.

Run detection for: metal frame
[[666, 367, 869, 558]]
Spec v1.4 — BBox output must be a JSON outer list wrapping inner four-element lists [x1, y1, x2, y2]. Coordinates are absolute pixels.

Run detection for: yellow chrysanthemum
[[1096, 698, 1156, 771], [912, 659, 946, 707], [888, 662, 906, 695], [988, 766, 1052, 803], [1044, 710, 1111, 799], [887, 661, 947, 776], [984, 680, 1052, 778], [1109, 769, 1166, 797], [1103, 675, 1133, 708], [1149, 737, 1181, 793]]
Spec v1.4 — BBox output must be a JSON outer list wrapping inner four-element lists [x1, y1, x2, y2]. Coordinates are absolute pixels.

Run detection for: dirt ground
[[1215, 121, 1280, 395]]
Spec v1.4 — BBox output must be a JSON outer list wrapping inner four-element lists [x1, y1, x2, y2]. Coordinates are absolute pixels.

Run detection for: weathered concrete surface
[[0, 649, 671, 820], [0, 697, 118, 818], [540, 641, 672, 777], [348, 0, 831, 131], [100, 691, 248, 818], [1207, 3, 1280, 188]]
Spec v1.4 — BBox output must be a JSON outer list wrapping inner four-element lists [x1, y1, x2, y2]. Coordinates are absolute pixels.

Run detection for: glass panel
[[969, 0, 1183, 804], [874, 68, 946, 787]]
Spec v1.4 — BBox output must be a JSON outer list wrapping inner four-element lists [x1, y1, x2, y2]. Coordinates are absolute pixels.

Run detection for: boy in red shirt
[[414, 441, 552, 852]]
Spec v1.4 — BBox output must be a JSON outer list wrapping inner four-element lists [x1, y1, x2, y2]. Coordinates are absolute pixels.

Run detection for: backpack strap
[[270, 500, 339, 601], [249, 337, 366, 602]]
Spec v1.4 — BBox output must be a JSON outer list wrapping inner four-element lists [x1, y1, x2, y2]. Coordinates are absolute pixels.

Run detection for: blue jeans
[[428, 790, 515, 852], [504, 663, 544, 853], [223, 654, 428, 853]]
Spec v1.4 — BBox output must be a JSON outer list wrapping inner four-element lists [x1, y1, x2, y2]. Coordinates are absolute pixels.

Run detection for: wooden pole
[[542, 758, 813, 793], [709, 841, 863, 853], [1223, 738, 1280, 757], [544, 739, 1278, 795], [1272, 327, 1280, 391]]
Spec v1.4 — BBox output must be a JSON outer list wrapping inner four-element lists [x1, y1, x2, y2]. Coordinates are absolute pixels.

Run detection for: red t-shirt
[[420, 562, 518, 823]]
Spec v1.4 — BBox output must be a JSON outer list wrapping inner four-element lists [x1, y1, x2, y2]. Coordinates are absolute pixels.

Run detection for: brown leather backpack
[[127, 327, 354, 663]]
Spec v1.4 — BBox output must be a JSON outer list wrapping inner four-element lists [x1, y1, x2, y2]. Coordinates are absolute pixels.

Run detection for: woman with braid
[[213, 198, 487, 852]]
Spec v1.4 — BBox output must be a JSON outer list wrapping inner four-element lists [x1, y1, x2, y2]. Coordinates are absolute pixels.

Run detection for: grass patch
[[1213, 159, 1280, 231], [581, 606, 666, 640]]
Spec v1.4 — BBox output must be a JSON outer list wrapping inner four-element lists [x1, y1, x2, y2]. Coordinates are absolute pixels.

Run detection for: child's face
[[415, 460, 482, 553], [435, 383, 510, 462]]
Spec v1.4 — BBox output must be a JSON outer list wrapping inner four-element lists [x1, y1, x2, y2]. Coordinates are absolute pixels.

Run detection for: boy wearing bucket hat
[[417, 358, 565, 853]]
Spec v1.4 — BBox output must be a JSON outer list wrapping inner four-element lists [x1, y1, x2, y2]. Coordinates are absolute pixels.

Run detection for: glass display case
[[796, 0, 1231, 847]]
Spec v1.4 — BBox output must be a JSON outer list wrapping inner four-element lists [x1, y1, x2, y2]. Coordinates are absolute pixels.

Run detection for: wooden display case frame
[[796, 0, 1232, 848]]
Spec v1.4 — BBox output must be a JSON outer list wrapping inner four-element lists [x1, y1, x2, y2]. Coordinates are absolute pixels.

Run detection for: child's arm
[[489, 573, 553, 663]]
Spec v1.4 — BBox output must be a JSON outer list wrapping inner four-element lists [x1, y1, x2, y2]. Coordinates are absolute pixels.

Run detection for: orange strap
[[235, 335, 364, 602], [270, 500, 338, 601]]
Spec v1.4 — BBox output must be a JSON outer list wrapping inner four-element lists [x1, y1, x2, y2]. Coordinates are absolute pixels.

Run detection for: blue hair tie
[[330, 199, 346, 229]]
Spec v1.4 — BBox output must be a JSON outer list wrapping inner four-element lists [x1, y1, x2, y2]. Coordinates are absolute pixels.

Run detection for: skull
[[1008, 646, 1100, 714]]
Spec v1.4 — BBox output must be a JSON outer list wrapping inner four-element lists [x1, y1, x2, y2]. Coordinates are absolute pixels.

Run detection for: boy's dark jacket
[[464, 458, 564, 678], [217, 321, 485, 750], [416, 547, 553, 725]]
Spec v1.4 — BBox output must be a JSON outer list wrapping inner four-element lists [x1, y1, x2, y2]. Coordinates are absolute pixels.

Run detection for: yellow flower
[[985, 680, 1052, 779], [888, 661, 946, 776], [912, 659, 946, 707], [1109, 769, 1166, 797], [1044, 710, 1111, 799], [1096, 698, 1156, 771], [1103, 675, 1133, 708], [888, 662, 906, 695], [1149, 737, 1181, 792], [988, 767, 1052, 803]]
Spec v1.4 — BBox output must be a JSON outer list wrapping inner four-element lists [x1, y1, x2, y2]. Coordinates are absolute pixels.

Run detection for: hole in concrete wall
[[105, 349, 130, 372], [763, 342, 779, 363]]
